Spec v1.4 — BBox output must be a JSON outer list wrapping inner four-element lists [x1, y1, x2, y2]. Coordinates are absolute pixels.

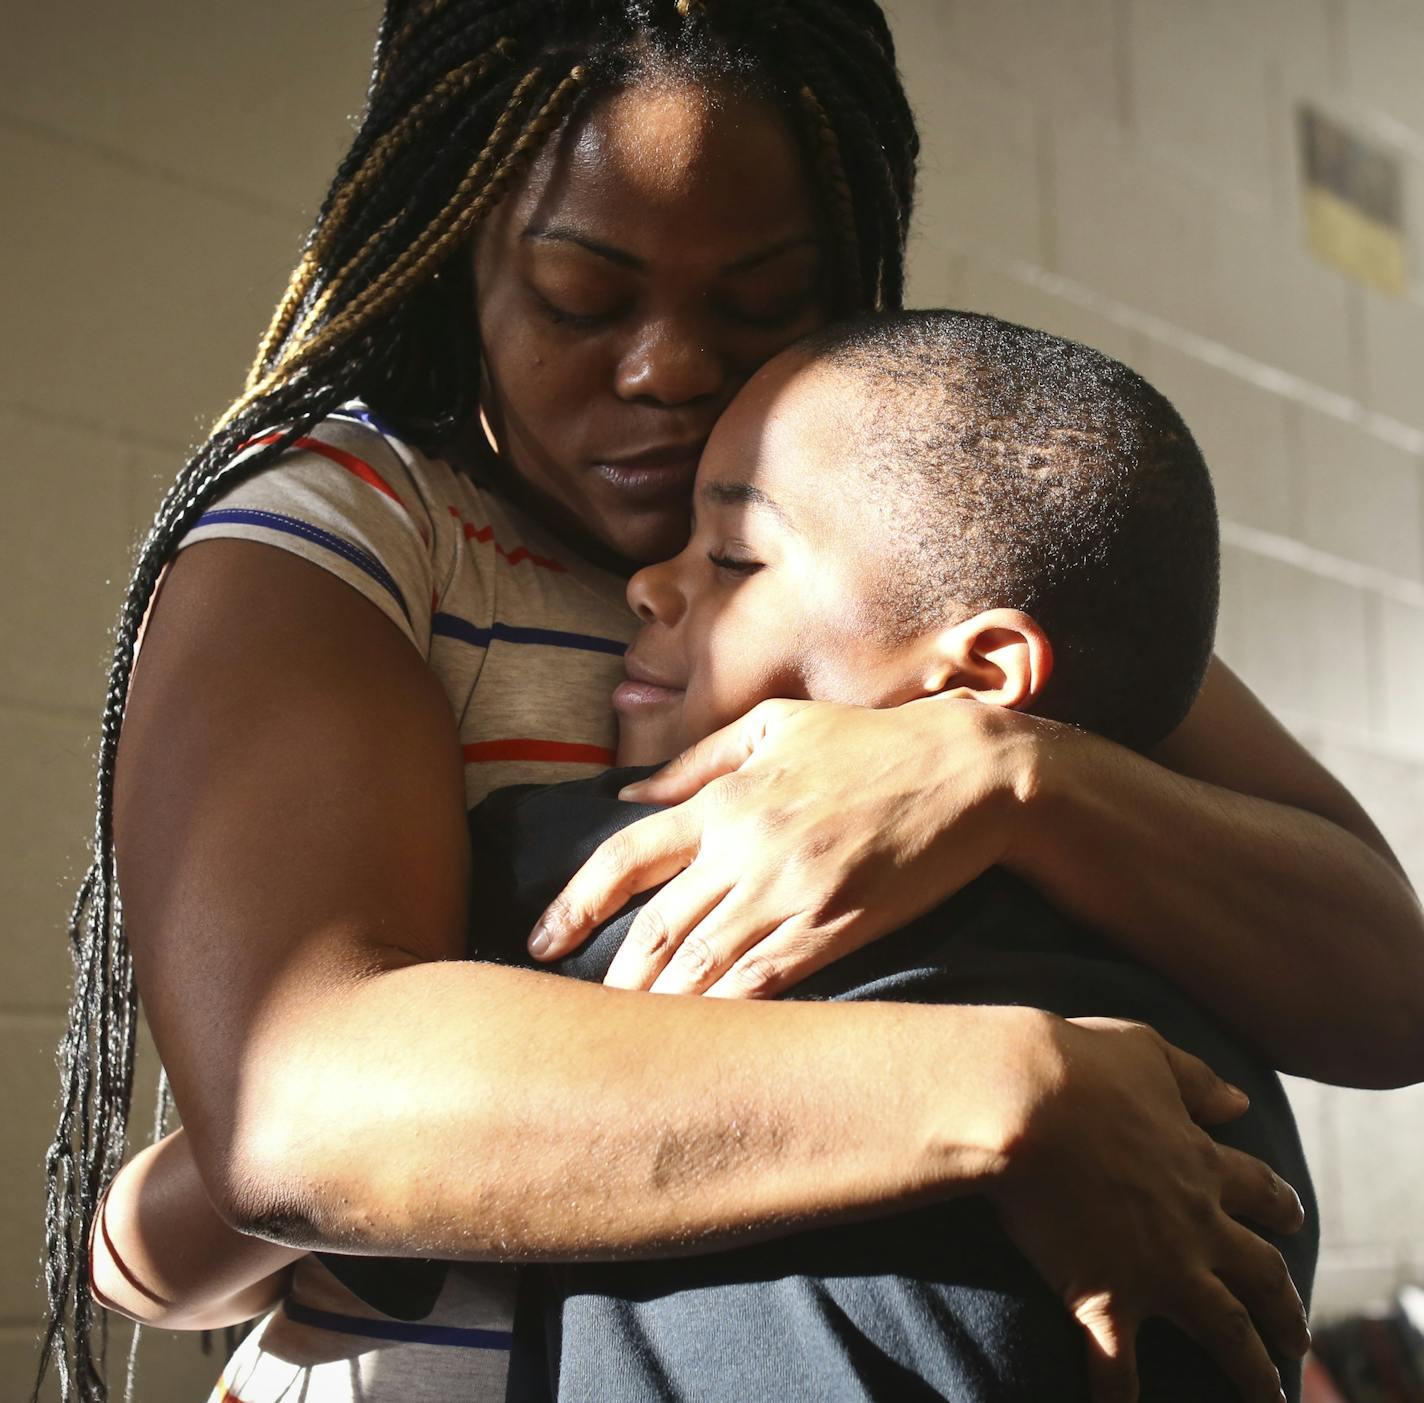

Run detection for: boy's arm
[[91, 1129, 301, 1331]]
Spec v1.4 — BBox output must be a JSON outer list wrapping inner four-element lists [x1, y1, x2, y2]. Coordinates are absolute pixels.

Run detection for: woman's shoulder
[[173, 404, 630, 659], [175, 404, 467, 655]]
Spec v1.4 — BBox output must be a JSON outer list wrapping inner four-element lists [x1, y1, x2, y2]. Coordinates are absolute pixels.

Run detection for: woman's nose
[[615, 320, 725, 406], [627, 558, 685, 626]]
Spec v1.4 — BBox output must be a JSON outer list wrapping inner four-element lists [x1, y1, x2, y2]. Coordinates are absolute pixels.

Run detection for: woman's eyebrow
[[522, 224, 643, 269], [700, 479, 797, 530], [521, 225, 820, 275]]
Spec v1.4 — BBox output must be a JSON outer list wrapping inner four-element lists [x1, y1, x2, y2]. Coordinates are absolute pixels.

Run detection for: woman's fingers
[[1169, 1276, 1286, 1403], [1216, 1144, 1306, 1235], [618, 699, 811, 805], [1074, 1296, 1140, 1403], [1066, 1016, 1251, 1126], [1214, 1221, 1311, 1362], [1153, 1031, 1252, 1127], [603, 873, 733, 990], [529, 806, 701, 959]]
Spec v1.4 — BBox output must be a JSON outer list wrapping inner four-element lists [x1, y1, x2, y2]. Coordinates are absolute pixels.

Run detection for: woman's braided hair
[[37, 2, 917, 1397]]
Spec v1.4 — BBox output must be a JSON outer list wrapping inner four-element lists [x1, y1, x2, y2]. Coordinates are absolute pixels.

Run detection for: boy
[[93, 312, 1314, 1400], [467, 310, 1314, 1401]]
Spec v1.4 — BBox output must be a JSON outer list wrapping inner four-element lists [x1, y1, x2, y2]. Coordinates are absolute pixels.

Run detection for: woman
[[40, 2, 1422, 1401]]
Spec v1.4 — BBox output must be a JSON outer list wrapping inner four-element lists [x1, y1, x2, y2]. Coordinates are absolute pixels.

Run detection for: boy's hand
[[528, 696, 1034, 994]]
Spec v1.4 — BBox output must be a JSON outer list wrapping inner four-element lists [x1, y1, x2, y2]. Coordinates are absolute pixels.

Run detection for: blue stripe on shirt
[[283, 1298, 513, 1351], [195, 508, 411, 624], [432, 612, 627, 657]]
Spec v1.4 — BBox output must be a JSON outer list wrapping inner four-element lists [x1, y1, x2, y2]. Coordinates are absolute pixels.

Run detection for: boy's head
[[614, 310, 1218, 762]]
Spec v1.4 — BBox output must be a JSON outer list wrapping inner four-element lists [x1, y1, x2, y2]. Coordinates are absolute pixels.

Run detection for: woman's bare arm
[[111, 539, 1310, 1402], [1014, 656, 1424, 1088]]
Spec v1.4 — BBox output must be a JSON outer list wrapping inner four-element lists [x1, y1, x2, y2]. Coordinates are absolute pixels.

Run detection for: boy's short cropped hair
[[798, 310, 1219, 751]]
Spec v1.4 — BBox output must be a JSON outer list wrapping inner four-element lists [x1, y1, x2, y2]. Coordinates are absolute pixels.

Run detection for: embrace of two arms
[[98, 543, 1424, 1402]]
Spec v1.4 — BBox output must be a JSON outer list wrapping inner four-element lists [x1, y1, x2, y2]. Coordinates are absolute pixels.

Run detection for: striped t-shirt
[[175, 405, 636, 1402]]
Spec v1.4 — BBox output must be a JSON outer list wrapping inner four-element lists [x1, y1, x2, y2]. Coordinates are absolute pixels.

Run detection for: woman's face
[[472, 79, 831, 565]]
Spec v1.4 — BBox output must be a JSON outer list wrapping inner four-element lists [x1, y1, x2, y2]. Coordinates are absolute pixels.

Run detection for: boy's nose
[[627, 558, 685, 626]]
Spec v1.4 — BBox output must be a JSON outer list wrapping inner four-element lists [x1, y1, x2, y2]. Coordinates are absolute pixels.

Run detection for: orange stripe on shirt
[[463, 739, 615, 767], [213, 1378, 257, 1403], [249, 433, 410, 514], [448, 506, 566, 572]]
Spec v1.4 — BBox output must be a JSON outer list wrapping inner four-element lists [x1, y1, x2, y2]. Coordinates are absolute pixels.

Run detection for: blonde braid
[[281, 44, 519, 352], [283, 212, 404, 349], [276, 65, 556, 366], [222, 66, 583, 431], [797, 84, 862, 302], [246, 39, 517, 391]]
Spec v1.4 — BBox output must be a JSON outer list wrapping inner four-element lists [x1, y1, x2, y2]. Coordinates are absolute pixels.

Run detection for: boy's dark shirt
[[321, 768, 1318, 1402]]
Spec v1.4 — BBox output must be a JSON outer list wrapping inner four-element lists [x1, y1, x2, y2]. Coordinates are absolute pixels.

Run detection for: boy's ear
[[922, 609, 1054, 710]]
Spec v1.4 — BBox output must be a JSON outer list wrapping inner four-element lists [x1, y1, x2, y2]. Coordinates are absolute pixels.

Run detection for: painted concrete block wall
[[2, 1, 1420, 1396]]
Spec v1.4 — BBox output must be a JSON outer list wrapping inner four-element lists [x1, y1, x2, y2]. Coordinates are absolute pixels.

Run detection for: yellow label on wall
[[1303, 186, 1408, 297], [1298, 106, 1409, 298]]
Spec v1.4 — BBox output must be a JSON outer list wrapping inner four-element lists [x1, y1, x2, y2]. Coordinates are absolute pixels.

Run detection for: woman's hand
[[529, 696, 1039, 994], [986, 1012, 1308, 1403]]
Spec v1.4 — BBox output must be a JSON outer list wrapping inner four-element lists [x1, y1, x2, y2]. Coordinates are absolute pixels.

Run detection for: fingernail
[[528, 924, 552, 958], [617, 783, 645, 800], [1225, 1082, 1249, 1103]]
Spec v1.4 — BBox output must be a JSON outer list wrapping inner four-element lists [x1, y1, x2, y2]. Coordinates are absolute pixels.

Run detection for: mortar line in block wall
[[0, 693, 103, 726], [943, 243, 1424, 459], [0, 109, 304, 225], [0, 395, 199, 459], [0, 1011, 66, 1032], [1221, 519, 1424, 610]]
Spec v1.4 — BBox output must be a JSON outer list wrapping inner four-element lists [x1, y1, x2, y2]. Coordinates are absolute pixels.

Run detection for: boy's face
[[615, 353, 942, 761]]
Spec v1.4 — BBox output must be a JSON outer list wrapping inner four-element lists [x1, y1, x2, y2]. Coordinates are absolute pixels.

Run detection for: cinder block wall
[[3, 2, 1420, 1397]]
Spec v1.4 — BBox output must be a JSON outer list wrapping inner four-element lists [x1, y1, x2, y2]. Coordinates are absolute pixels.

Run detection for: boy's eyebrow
[[522, 224, 820, 275], [699, 480, 797, 530]]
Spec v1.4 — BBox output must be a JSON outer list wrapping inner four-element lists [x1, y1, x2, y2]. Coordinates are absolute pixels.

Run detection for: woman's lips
[[591, 445, 705, 503]]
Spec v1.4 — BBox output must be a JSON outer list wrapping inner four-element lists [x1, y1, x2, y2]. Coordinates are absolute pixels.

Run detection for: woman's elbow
[[1298, 997, 1424, 1090], [204, 1126, 328, 1246], [1365, 1003, 1424, 1090], [206, 1102, 392, 1250]]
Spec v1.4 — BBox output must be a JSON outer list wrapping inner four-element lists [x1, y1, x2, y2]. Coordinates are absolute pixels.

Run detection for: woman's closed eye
[[531, 287, 626, 329]]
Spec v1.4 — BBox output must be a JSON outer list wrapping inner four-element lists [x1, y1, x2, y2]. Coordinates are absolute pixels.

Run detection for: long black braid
[[36, 2, 919, 1397]]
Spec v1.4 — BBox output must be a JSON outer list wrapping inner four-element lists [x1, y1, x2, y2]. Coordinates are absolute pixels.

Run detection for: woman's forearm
[[92, 1130, 300, 1330], [211, 963, 1029, 1259], [1011, 723, 1424, 1088]]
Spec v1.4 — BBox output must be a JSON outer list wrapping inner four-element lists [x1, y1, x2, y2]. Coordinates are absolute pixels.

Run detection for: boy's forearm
[[92, 1129, 301, 1329]]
